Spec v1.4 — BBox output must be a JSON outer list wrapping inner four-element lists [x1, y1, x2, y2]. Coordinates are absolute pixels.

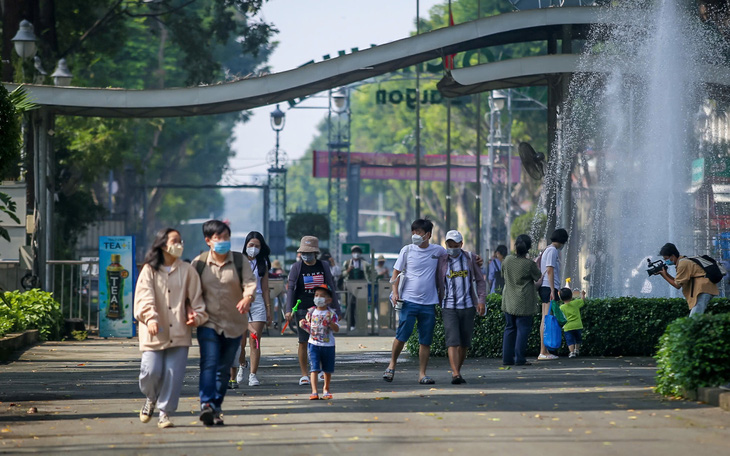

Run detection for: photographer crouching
[[652, 243, 718, 317]]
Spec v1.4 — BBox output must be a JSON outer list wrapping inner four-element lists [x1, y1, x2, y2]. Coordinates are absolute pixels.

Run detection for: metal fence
[[48, 260, 99, 330], [1, 260, 100, 330]]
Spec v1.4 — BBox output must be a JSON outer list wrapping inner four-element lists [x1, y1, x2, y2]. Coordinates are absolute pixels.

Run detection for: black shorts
[[295, 308, 310, 343], [538, 286, 553, 304], [442, 307, 477, 347]]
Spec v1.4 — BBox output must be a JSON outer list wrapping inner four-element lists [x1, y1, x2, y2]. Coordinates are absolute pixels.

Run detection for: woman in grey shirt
[[501, 234, 542, 366]]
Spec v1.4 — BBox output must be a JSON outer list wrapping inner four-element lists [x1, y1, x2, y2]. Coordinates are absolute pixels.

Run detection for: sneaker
[[236, 361, 248, 384], [157, 412, 173, 429], [574, 349, 580, 357], [139, 399, 155, 423], [199, 403, 215, 426], [318, 372, 325, 382], [228, 379, 238, 389], [213, 412, 224, 426], [349, 326, 355, 332], [568, 352, 576, 358], [537, 354, 559, 360], [248, 373, 260, 386], [299, 376, 311, 386]]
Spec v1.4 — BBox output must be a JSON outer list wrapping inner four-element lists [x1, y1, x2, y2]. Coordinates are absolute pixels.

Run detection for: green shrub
[[0, 289, 63, 341], [406, 296, 730, 358], [655, 313, 730, 397]]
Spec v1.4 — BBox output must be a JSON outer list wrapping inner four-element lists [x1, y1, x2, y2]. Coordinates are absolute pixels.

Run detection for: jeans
[[196, 326, 242, 411], [502, 313, 533, 365], [395, 301, 437, 346], [689, 293, 712, 317]]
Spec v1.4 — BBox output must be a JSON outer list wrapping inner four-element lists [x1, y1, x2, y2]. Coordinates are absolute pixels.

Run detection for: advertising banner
[[312, 150, 521, 183], [99, 236, 135, 338]]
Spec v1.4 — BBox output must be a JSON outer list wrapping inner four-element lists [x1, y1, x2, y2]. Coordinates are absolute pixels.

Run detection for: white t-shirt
[[394, 243, 445, 305], [540, 244, 561, 289], [249, 259, 262, 294]]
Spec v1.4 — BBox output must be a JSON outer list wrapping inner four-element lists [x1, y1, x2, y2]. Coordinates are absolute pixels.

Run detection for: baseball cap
[[445, 230, 463, 243]]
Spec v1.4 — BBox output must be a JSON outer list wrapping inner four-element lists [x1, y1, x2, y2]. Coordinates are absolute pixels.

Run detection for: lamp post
[[51, 58, 73, 86], [11, 20, 73, 86], [268, 104, 287, 257], [484, 90, 507, 253], [328, 87, 351, 249]]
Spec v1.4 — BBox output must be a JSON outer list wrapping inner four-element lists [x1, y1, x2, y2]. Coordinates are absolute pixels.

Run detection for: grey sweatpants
[[139, 346, 189, 414]]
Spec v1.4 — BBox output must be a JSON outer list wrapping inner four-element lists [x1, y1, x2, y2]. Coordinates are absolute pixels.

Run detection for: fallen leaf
[[27, 407, 37, 414]]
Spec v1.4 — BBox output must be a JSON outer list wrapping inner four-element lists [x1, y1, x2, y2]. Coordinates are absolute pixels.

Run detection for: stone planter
[[0, 329, 39, 362]]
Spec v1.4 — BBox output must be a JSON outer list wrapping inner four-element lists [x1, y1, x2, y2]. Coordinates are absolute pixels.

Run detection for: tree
[[2, 1, 277, 259], [285, 0, 548, 248]]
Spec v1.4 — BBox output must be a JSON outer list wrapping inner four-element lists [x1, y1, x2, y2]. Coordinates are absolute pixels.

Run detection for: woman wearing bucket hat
[[285, 236, 342, 385]]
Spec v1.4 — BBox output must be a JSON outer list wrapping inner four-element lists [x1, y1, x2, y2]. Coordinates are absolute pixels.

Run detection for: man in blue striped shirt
[[436, 230, 487, 384]]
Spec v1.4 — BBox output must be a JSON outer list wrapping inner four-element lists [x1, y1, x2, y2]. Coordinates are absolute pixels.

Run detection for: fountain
[[538, 0, 730, 296]]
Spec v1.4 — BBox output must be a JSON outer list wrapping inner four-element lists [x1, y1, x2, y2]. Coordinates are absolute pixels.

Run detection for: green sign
[[692, 158, 705, 187], [710, 156, 730, 178], [342, 243, 371, 255]]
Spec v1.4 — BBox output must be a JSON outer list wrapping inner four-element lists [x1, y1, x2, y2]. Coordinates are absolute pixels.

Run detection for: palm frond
[[8, 85, 38, 114]]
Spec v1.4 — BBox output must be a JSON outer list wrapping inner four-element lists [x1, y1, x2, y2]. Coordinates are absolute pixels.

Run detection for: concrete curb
[[0, 329, 39, 362], [697, 387, 730, 412]]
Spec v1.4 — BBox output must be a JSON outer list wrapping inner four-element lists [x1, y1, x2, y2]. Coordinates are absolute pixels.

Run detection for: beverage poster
[[99, 236, 135, 338]]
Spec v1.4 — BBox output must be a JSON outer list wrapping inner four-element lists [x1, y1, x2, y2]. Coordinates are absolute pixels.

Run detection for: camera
[[646, 258, 667, 276]]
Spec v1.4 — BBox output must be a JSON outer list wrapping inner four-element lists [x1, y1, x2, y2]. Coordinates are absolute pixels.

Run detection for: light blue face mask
[[213, 240, 231, 255], [664, 259, 674, 266]]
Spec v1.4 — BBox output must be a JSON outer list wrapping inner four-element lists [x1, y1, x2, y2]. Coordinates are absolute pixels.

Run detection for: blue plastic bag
[[543, 313, 562, 350]]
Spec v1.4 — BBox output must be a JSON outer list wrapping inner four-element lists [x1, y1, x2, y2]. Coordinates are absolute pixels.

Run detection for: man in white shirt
[[537, 228, 569, 360], [382, 219, 444, 385]]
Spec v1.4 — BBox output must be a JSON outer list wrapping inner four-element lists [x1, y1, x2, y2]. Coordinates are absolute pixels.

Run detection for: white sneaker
[[157, 412, 173, 429], [568, 352, 576, 358], [236, 361, 248, 384], [537, 354, 559, 360], [318, 372, 325, 381], [139, 399, 154, 423], [248, 373, 260, 386]]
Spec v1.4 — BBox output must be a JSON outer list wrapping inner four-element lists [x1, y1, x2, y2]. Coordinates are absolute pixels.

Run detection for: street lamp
[[268, 104, 287, 258], [50, 58, 73, 86], [11, 20, 37, 59], [490, 89, 507, 113], [331, 87, 349, 114], [270, 104, 286, 132]]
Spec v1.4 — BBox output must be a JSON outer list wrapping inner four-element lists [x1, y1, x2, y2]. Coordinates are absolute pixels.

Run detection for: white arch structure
[[3, 6, 647, 118]]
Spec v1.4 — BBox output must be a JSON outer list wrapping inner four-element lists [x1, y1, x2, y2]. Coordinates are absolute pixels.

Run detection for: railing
[[48, 260, 99, 330]]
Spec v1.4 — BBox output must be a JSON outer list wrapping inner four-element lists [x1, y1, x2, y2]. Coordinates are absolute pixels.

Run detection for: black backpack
[[687, 255, 727, 284]]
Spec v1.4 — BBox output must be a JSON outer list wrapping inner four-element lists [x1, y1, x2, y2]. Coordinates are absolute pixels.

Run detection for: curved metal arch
[[3, 7, 630, 118]]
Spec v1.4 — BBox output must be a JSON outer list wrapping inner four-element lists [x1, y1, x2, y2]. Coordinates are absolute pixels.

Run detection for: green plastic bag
[[551, 300, 567, 327]]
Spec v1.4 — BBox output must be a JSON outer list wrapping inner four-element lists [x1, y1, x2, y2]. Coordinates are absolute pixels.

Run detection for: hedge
[[0, 289, 63, 341], [406, 295, 730, 358], [655, 313, 730, 396]]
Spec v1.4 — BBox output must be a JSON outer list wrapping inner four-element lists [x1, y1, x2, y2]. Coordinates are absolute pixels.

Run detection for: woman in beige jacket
[[134, 228, 208, 429]]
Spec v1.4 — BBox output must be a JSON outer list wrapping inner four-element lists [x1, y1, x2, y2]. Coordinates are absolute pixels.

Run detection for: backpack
[[194, 251, 244, 288], [488, 259, 505, 294], [687, 255, 727, 284]]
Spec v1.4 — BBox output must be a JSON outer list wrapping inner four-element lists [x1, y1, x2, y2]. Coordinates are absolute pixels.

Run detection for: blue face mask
[[664, 259, 674, 266], [213, 240, 231, 255]]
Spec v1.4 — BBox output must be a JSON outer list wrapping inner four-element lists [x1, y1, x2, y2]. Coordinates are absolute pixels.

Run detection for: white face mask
[[246, 247, 260, 258], [447, 248, 460, 258], [412, 234, 425, 246], [352, 253, 361, 260], [166, 243, 184, 258], [313, 296, 327, 307]]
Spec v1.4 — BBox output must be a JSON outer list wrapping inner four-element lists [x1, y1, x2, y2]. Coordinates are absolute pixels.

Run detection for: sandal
[[382, 368, 395, 382], [299, 376, 311, 386], [309, 393, 319, 400], [418, 376, 435, 385], [321, 392, 333, 400], [451, 375, 466, 385]]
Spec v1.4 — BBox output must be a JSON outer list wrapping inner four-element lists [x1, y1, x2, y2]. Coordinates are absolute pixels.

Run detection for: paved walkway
[[1, 335, 729, 455]]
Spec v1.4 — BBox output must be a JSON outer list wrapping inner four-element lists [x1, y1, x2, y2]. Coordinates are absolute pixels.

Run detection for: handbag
[[543, 305, 563, 350], [389, 245, 410, 306]]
